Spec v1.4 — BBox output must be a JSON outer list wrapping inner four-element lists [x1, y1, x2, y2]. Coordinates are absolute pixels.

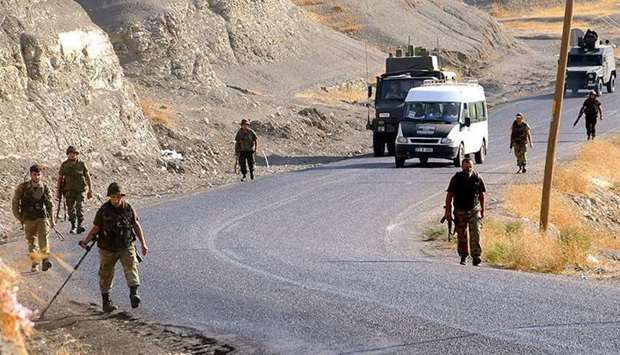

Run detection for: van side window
[[474, 102, 486, 122], [468, 102, 477, 122]]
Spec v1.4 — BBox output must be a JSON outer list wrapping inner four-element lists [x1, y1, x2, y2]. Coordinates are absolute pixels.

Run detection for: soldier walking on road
[[12, 165, 55, 272], [58, 146, 93, 234], [510, 112, 533, 173], [235, 119, 258, 182], [444, 158, 486, 266], [574, 90, 603, 140], [79, 183, 148, 313]]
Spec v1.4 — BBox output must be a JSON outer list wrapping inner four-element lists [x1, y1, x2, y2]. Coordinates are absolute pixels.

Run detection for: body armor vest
[[97, 202, 136, 251], [21, 182, 49, 220]]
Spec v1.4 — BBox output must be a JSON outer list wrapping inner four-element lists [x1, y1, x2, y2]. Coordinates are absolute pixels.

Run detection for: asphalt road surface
[[68, 90, 620, 354]]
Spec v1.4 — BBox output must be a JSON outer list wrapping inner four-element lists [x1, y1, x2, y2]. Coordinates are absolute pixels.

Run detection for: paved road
[[69, 90, 620, 354]]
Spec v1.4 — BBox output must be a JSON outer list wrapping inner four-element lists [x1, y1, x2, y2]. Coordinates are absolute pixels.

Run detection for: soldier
[[574, 90, 603, 140], [58, 146, 93, 234], [235, 119, 258, 182], [12, 165, 55, 272], [79, 183, 148, 313], [444, 158, 486, 266], [510, 112, 533, 173]]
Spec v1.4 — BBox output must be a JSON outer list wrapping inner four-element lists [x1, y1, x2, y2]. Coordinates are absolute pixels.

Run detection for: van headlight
[[441, 137, 454, 145], [588, 73, 596, 81], [397, 137, 408, 144]]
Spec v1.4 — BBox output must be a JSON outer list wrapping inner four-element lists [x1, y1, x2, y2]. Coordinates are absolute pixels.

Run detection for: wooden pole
[[540, 0, 574, 231]]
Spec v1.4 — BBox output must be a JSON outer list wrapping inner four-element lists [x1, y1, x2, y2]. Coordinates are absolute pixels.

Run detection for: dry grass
[[0, 259, 32, 354], [140, 98, 175, 127], [483, 137, 620, 273], [493, 0, 620, 34], [296, 82, 367, 105], [491, 0, 620, 19], [292, 0, 363, 34]]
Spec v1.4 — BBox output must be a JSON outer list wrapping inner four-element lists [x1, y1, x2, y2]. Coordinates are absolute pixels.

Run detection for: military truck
[[367, 49, 456, 157], [565, 29, 616, 95]]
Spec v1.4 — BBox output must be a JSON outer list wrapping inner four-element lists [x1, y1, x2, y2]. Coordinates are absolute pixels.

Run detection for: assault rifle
[[440, 209, 455, 242]]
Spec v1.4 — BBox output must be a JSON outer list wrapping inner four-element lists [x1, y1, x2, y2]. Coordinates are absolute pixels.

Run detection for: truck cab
[[565, 29, 616, 95]]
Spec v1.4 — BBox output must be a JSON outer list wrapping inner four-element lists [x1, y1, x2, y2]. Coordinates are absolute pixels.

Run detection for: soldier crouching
[[79, 183, 149, 313]]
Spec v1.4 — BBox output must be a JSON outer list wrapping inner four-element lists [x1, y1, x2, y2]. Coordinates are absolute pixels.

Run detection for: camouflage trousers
[[24, 219, 50, 261], [454, 209, 482, 258], [513, 144, 528, 167], [98, 244, 140, 293], [65, 191, 85, 224]]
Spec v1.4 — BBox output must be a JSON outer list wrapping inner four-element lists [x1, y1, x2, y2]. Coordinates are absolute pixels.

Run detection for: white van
[[394, 81, 488, 167]]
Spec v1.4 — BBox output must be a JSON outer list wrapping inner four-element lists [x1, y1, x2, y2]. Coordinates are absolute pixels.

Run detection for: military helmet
[[66, 145, 79, 155], [106, 182, 126, 197], [240, 119, 249, 126]]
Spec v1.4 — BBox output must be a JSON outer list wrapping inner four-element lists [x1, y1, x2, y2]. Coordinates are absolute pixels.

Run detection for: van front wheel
[[475, 140, 486, 164], [454, 144, 464, 167], [395, 157, 406, 168]]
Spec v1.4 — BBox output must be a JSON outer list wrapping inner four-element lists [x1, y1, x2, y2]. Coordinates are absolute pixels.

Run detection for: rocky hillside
[[295, 0, 518, 72], [0, 0, 158, 163]]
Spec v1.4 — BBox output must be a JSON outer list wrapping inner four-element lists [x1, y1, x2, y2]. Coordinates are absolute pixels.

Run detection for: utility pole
[[540, 0, 574, 232]]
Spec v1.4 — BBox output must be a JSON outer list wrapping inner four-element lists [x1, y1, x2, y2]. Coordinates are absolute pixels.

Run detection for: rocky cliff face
[[0, 0, 159, 164], [76, 0, 315, 88]]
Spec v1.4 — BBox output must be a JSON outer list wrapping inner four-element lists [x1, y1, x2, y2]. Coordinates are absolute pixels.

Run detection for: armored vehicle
[[566, 29, 616, 95], [367, 49, 456, 156]]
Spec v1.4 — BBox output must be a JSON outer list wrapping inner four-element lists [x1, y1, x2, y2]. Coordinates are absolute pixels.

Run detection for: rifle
[[573, 115, 581, 127], [440, 210, 455, 242]]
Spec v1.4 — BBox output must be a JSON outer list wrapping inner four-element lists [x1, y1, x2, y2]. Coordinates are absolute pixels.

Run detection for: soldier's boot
[[76, 220, 85, 234], [129, 286, 141, 309], [522, 165, 527, 173], [250, 170, 254, 180], [472, 257, 482, 266], [69, 221, 77, 234], [31, 263, 39, 272], [42, 259, 52, 272], [241, 174, 246, 182], [460, 256, 466, 265], [102, 293, 118, 313]]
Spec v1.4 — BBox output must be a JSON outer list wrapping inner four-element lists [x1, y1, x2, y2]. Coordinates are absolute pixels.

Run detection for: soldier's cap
[[106, 182, 126, 197], [66, 145, 79, 155], [516, 112, 524, 118], [589, 90, 598, 96], [240, 119, 249, 126]]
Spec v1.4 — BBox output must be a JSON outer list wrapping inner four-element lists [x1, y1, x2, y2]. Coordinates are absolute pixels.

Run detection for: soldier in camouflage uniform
[[12, 165, 55, 272], [235, 119, 258, 182], [58, 146, 93, 234], [510, 112, 533, 174], [79, 183, 148, 313], [444, 158, 486, 266]]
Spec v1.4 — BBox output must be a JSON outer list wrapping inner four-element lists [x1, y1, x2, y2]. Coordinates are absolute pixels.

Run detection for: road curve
[[68, 90, 620, 354]]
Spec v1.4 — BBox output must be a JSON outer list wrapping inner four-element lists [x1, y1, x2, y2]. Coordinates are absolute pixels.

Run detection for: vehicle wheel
[[395, 157, 406, 168], [373, 133, 385, 157], [596, 79, 603, 95], [607, 75, 615, 93], [475, 140, 486, 164], [387, 141, 396, 156], [453, 143, 464, 167], [419, 156, 428, 165]]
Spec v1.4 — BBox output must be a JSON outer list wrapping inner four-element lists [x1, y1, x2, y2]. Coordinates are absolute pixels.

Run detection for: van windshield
[[403, 102, 461, 123]]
